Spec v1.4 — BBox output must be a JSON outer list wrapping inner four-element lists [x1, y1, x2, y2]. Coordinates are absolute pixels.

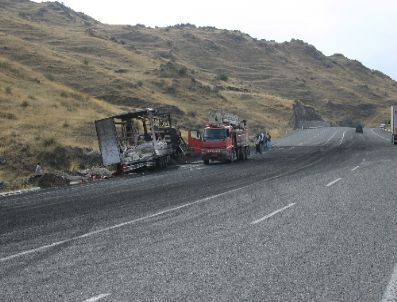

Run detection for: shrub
[[160, 62, 188, 78], [0, 112, 16, 120], [21, 100, 29, 107], [137, 81, 143, 87], [42, 137, 57, 147], [178, 66, 187, 76], [5, 86, 12, 94], [166, 86, 176, 94], [62, 121, 69, 128], [217, 73, 228, 81], [83, 59, 89, 65], [69, 160, 81, 173], [46, 74, 55, 81]]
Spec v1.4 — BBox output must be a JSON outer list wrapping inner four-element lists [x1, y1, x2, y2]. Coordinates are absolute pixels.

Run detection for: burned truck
[[95, 108, 186, 173]]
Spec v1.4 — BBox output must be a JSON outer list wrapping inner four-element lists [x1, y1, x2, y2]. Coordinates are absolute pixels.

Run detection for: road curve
[[1, 127, 396, 301]]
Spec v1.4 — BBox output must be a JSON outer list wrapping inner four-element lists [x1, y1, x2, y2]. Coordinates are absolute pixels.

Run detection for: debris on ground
[[80, 167, 113, 179], [29, 173, 69, 188], [0, 180, 6, 191], [25, 166, 113, 189]]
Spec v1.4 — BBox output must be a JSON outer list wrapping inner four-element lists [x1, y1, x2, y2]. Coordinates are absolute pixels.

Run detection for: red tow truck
[[188, 112, 250, 164]]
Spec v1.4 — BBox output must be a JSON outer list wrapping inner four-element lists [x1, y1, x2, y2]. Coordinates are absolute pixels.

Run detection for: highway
[[1, 127, 396, 301]]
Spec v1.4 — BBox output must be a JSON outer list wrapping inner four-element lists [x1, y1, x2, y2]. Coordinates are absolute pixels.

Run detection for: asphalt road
[[1, 127, 397, 301]]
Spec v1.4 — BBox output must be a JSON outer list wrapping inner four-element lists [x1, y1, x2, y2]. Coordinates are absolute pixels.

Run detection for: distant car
[[355, 124, 363, 133], [379, 123, 385, 129]]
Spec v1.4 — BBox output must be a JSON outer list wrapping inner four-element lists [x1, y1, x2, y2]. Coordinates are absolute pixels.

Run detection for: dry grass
[[0, 56, 120, 187], [1, 1, 397, 188]]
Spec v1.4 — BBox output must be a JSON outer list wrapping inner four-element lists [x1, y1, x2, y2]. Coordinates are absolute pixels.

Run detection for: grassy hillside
[[0, 55, 119, 188], [104, 24, 397, 126], [1, 0, 396, 188]]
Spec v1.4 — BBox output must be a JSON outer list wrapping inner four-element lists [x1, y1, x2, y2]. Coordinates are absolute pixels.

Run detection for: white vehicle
[[379, 123, 385, 129], [391, 106, 397, 144]]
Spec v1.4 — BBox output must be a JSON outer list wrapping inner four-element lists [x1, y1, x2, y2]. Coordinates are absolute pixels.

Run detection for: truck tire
[[164, 157, 168, 168], [156, 158, 162, 169], [203, 159, 210, 165], [244, 146, 249, 160], [228, 151, 236, 163], [237, 148, 243, 160], [239, 147, 245, 161], [157, 157, 167, 169]]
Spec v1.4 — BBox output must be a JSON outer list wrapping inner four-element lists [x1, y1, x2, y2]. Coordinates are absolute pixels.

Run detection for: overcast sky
[[33, 0, 397, 80]]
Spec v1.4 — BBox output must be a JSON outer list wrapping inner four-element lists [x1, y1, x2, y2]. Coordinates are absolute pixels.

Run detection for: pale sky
[[33, 0, 397, 81]]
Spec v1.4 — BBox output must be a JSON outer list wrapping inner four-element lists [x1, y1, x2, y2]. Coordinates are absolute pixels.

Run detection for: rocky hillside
[[1, 0, 397, 186]]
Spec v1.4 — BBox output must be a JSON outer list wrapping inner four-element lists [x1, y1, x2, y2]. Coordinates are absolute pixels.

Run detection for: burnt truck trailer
[[95, 108, 186, 173]]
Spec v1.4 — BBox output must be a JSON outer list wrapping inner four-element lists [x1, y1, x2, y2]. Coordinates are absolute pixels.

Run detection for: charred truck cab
[[188, 112, 250, 164], [95, 108, 186, 173]]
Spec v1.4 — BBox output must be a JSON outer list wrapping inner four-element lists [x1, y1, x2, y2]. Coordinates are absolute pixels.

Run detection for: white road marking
[[1, 155, 327, 262], [0, 240, 70, 262], [0, 187, 40, 198], [83, 293, 111, 302], [351, 166, 360, 171], [381, 264, 397, 302], [323, 130, 338, 145], [326, 178, 342, 187], [0, 184, 261, 262], [339, 131, 346, 145], [371, 128, 390, 141], [251, 203, 296, 225]]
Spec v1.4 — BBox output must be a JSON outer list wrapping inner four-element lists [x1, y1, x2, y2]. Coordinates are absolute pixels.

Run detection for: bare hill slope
[[1, 0, 397, 186]]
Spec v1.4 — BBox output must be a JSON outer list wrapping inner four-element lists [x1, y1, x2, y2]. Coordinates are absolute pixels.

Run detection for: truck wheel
[[244, 146, 249, 160], [157, 157, 165, 169], [239, 148, 245, 161], [242, 147, 246, 160], [238, 148, 244, 160], [203, 159, 209, 165], [163, 157, 167, 168], [156, 158, 162, 169], [228, 151, 236, 163]]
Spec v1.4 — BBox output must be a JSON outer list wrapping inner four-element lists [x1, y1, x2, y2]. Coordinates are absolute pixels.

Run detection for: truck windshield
[[204, 128, 228, 141]]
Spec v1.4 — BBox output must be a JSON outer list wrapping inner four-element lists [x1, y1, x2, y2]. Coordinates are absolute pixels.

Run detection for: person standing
[[255, 133, 262, 154], [267, 132, 272, 150], [262, 131, 267, 151], [35, 162, 43, 177]]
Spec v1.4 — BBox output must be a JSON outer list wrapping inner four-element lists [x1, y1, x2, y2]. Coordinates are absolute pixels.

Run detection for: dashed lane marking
[[251, 203, 296, 225], [322, 130, 338, 145], [0, 185, 263, 262], [351, 166, 360, 171], [326, 178, 342, 187], [381, 264, 397, 302], [0, 154, 330, 262], [339, 131, 346, 145], [83, 293, 111, 302], [371, 128, 390, 141]]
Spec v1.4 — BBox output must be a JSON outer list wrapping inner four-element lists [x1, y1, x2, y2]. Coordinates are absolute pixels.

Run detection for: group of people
[[255, 132, 272, 154]]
